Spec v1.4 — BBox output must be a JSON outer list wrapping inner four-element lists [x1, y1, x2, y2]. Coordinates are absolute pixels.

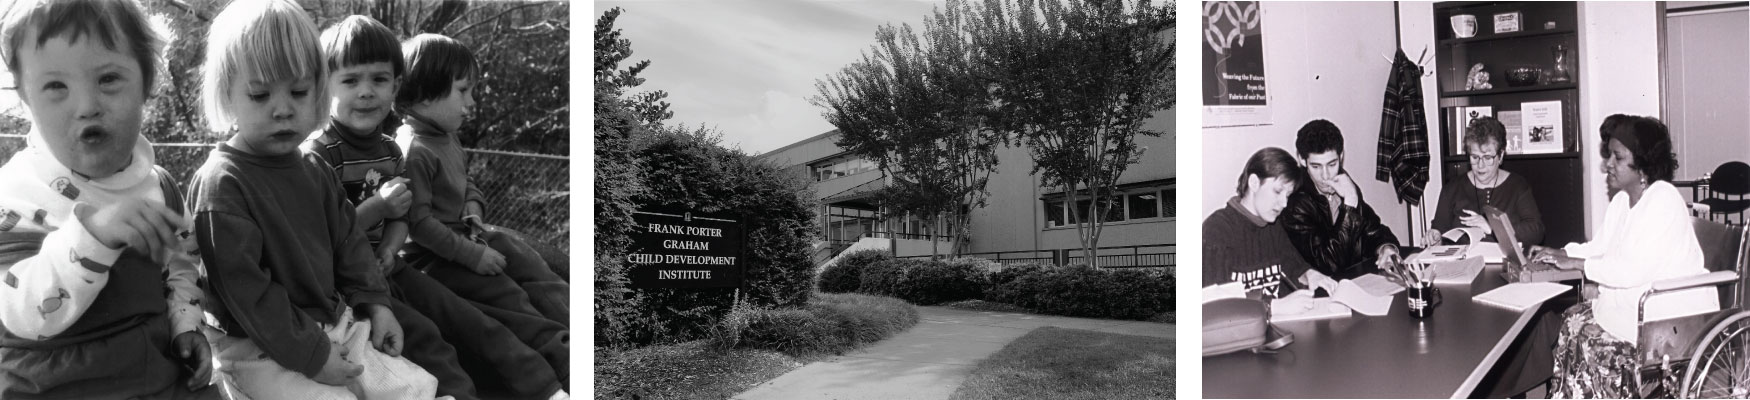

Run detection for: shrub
[[593, 126, 820, 348], [987, 265, 1174, 320], [857, 259, 989, 305], [711, 292, 918, 356], [817, 249, 892, 293], [987, 262, 1050, 287]]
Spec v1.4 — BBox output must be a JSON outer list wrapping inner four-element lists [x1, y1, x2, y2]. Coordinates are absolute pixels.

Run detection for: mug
[[1451, 14, 1478, 38], [1408, 281, 1443, 318]]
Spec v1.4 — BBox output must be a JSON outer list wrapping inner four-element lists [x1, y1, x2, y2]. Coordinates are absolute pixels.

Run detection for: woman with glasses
[[1426, 116, 1545, 245]]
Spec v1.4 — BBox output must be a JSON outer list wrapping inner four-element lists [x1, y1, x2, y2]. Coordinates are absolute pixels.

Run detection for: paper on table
[[1432, 257, 1486, 285], [1271, 297, 1353, 322], [1442, 226, 1487, 243], [1474, 282, 1571, 311], [1203, 282, 1247, 303], [1334, 278, 1394, 316], [1351, 274, 1406, 296]]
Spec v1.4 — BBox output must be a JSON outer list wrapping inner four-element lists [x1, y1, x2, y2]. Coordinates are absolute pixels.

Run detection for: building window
[[1043, 186, 1172, 228], [809, 155, 875, 182], [1045, 200, 1066, 227], [1128, 192, 1159, 220], [1162, 189, 1175, 218]]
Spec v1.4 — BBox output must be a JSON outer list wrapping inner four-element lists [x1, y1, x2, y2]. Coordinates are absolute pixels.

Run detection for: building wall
[[969, 109, 1175, 254], [761, 113, 1173, 256]]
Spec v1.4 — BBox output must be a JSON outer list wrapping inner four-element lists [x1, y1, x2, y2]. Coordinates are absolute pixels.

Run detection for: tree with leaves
[[815, 0, 1001, 258], [969, 0, 1174, 266]]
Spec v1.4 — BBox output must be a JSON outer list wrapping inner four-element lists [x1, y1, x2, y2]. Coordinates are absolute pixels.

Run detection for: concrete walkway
[[733, 306, 1174, 400]]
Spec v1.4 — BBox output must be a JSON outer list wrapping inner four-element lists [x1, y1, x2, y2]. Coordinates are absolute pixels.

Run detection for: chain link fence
[[0, 134, 569, 251]]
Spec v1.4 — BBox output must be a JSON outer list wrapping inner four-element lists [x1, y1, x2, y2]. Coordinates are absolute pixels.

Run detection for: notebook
[[1431, 257, 1486, 284], [1474, 282, 1571, 311]]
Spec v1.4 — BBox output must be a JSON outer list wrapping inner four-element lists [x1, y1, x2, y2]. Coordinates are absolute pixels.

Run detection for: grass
[[593, 340, 818, 400], [948, 327, 1174, 400], [597, 292, 921, 399]]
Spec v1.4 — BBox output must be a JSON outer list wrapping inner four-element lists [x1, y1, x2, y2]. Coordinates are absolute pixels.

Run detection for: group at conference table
[[1203, 115, 1722, 398]]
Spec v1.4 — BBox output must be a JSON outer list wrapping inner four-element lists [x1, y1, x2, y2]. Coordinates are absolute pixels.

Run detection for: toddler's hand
[[174, 331, 213, 390], [77, 201, 183, 256], [377, 178, 411, 218], [377, 253, 398, 274], [366, 304, 403, 357], [313, 344, 361, 386], [471, 247, 506, 276]]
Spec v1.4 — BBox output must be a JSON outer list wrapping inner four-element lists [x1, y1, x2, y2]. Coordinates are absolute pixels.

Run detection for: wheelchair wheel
[[1681, 311, 1750, 398]]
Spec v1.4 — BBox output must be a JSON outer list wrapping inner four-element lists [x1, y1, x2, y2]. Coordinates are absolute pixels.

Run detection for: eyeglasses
[[1468, 153, 1500, 163]]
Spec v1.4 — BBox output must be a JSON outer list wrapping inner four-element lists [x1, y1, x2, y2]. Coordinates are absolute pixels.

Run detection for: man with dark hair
[[1279, 119, 1401, 280]]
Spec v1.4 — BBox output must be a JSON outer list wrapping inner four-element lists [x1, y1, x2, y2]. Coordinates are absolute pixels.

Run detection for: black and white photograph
[[1199, 1, 1750, 399], [0, 0, 569, 399], [594, 0, 1174, 399]]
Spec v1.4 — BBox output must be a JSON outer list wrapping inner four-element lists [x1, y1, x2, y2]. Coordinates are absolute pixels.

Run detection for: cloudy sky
[[596, 0, 942, 154]]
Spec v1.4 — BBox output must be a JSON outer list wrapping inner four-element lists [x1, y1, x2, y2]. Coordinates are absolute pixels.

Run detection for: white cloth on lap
[[204, 306, 436, 400]]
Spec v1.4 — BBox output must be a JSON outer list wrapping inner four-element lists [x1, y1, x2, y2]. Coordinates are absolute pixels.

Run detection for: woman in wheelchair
[[1529, 115, 1721, 398]]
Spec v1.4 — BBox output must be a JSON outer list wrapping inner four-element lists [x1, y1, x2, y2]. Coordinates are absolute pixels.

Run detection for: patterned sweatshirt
[[0, 133, 201, 339], [0, 133, 203, 397]]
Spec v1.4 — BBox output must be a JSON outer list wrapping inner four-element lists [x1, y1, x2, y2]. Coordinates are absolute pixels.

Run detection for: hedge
[[856, 259, 989, 305], [986, 264, 1174, 320], [711, 292, 919, 356], [817, 249, 891, 293]]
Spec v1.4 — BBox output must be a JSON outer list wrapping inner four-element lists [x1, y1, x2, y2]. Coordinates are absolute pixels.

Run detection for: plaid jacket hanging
[[1376, 49, 1430, 204]]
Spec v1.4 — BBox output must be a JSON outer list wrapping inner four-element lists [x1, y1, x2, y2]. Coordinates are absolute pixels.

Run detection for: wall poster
[[1202, 1, 1269, 127]]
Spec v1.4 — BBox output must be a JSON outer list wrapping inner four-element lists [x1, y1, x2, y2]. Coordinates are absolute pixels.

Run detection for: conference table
[[1203, 264, 1561, 398]]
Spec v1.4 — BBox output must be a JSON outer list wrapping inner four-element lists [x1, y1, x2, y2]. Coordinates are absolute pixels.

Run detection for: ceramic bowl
[[1504, 67, 1541, 87]]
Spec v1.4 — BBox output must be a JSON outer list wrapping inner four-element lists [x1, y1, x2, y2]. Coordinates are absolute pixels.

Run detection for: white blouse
[[1564, 180, 1719, 342]]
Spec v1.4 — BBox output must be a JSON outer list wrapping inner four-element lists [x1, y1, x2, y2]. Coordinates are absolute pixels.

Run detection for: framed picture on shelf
[[1494, 11, 1522, 33], [1519, 100, 1564, 154], [1448, 105, 1493, 155], [1499, 111, 1524, 154]]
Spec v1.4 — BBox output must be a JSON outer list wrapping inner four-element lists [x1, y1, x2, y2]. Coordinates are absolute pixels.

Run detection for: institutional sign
[[627, 209, 744, 289]]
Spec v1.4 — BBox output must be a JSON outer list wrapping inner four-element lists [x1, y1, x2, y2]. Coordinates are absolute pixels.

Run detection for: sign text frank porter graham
[[626, 209, 744, 288]]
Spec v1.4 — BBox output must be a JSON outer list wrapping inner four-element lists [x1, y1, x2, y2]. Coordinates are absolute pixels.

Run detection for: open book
[[1407, 227, 1491, 264]]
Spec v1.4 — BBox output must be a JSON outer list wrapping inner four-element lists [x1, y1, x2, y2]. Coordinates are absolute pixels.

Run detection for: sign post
[[626, 209, 745, 289]]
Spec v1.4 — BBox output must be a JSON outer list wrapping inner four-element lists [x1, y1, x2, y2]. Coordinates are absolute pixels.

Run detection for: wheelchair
[[1632, 217, 1750, 398]]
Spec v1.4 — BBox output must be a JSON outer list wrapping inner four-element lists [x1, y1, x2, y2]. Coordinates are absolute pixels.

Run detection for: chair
[[1697, 162, 1750, 225], [1632, 218, 1748, 397]]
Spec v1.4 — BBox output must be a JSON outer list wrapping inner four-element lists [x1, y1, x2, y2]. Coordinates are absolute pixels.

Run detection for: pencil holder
[[1408, 281, 1442, 318]]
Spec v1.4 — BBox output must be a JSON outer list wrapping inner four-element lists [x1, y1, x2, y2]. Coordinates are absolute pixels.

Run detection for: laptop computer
[[1483, 205, 1584, 283]]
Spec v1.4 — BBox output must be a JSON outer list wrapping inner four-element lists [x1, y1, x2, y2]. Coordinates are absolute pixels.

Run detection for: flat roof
[[756, 129, 840, 161]]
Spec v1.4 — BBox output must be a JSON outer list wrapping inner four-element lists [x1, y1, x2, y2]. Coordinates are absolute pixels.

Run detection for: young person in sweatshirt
[[186, 1, 436, 398], [0, 0, 215, 397], [394, 35, 570, 381], [304, 15, 566, 399], [1204, 147, 1323, 299]]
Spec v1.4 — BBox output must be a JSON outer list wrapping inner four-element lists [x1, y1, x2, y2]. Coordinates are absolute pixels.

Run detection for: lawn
[[596, 292, 920, 399], [593, 341, 821, 400], [948, 327, 1174, 400]]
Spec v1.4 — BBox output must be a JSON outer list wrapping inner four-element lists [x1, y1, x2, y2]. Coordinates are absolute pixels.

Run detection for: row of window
[[810, 155, 876, 181], [1043, 188, 1174, 228]]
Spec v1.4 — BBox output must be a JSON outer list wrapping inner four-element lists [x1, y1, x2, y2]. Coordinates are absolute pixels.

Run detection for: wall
[[1663, 7, 1750, 187], [1578, 2, 1663, 237], [1200, 2, 1413, 237], [966, 110, 1174, 254]]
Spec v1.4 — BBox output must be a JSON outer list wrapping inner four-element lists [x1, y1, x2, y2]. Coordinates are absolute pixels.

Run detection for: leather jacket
[[1279, 181, 1400, 281]]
